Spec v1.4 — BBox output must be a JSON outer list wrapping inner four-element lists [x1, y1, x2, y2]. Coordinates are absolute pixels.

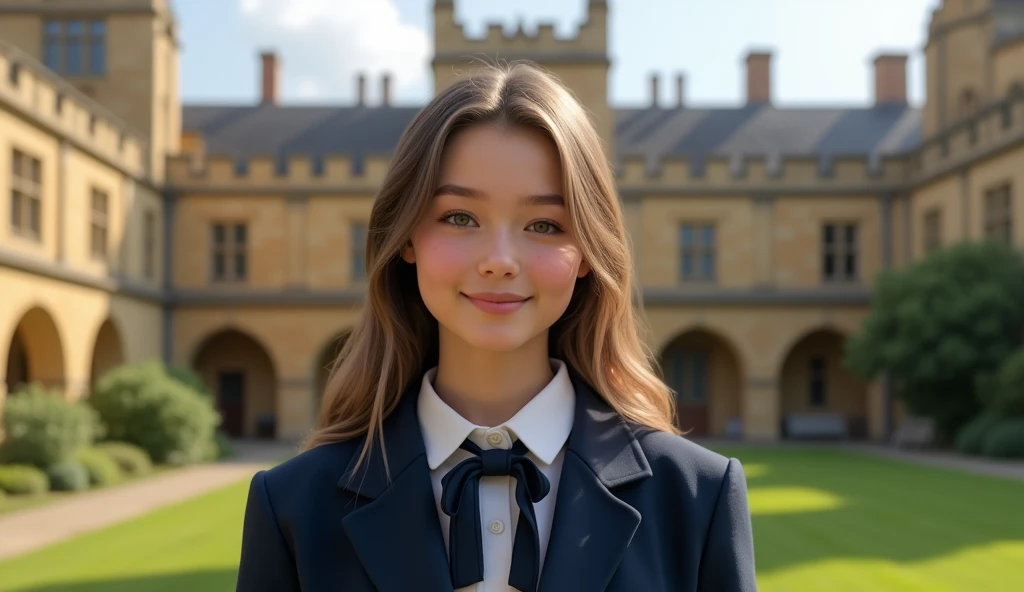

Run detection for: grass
[[0, 446, 1021, 591]]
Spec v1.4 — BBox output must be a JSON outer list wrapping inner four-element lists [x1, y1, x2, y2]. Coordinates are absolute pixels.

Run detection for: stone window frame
[[143, 208, 156, 280], [677, 222, 716, 283], [822, 221, 859, 283], [90, 187, 109, 260], [10, 148, 42, 240], [983, 182, 1013, 246], [210, 221, 248, 283], [43, 18, 107, 76], [350, 221, 369, 282], [923, 207, 943, 254]]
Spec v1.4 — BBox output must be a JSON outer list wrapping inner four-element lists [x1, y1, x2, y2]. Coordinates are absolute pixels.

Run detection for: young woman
[[236, 62, 756, 592]]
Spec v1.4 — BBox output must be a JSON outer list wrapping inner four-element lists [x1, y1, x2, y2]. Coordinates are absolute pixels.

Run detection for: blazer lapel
[[338, 379, 455, 592], [539, 376, 653, 592]]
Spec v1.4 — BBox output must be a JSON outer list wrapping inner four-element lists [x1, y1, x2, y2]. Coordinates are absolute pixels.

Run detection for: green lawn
[[0, 446, 1021, 591]]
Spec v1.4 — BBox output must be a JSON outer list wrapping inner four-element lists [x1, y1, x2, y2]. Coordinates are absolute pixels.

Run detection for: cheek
[[414, 233, 472, 286], [529, 245, 583, 292]]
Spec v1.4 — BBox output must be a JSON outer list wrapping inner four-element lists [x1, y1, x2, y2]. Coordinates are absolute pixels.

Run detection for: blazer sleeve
[[696, 457, 757, 592], [236, 470, 301, 592]]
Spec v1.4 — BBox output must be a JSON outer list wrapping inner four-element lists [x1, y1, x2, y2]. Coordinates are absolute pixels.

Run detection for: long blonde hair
[[304, 62, 678, 472]]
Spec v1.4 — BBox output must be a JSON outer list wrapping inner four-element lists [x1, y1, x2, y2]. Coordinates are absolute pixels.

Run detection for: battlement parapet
[[614, 152, 911, 191], [167, 152, 393, 191], [434, 0, 607, 60], [913, 88, 1024, 184], [0, 40, 147, 178]]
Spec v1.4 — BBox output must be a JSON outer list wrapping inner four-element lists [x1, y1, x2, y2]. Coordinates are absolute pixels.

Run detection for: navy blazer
[[235, 375, 757, 591]]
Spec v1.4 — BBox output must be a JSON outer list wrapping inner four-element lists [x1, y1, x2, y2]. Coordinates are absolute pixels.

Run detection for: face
[[401, 124, 590, 354]]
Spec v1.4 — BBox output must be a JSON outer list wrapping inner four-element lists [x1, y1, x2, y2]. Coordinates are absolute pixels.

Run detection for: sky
[[175, 0, 943, 108]]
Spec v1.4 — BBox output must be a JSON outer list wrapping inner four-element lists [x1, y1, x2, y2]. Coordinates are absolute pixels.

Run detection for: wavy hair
[[303, 62, 678, 476]]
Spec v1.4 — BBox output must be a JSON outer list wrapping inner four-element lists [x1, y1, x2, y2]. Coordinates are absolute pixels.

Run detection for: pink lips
[[462, 292, 530, 315]]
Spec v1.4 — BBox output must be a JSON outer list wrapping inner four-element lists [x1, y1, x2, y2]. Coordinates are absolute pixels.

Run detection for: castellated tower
[[431, 0, 613, 155], [0, 0, 182, 182]]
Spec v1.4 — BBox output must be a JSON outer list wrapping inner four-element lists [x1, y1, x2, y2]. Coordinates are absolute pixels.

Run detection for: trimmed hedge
[[93, 441, 152, 476], [954, 411, 1004, 456], [46, 460, 90, 492], [90, 361, 220, 464], [0, 384, 102, 468], [982, 418, 1024, 458], [73, 447, 123, 487], [0, 464, 49, 495]]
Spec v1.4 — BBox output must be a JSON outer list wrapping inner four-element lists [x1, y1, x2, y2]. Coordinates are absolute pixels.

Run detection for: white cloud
[[239, 0, 431, 104]]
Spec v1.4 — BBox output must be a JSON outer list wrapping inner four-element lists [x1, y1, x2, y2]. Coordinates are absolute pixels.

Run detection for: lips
[[462, 292, 530, 315]]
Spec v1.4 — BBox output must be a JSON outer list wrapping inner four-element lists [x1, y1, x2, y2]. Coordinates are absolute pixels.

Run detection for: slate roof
[[182, 102, 923, 172]]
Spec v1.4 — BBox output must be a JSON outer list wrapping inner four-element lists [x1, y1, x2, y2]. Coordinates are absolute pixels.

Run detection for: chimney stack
[[260, 51, 279, 105], [745, 51, 772, 105], [357, 73, 366, 106], [676, 73, 685, 107], [381, 73, 392, 107], [650, 73, 660, 108], [873, 54, 908, 106]]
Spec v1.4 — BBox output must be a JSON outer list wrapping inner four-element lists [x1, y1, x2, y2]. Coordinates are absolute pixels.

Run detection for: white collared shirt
[[417, 359, 576, 592]]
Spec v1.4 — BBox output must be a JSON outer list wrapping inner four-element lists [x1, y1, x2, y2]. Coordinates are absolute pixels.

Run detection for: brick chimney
[[676, 73, 685, 107], [745, 51, 772, 105], [873, 54, 908, 106], [357, 73, 366, 106], [260, 51, 279, 105], [381, 73, 391, 107], [650, 73, 660, 108]]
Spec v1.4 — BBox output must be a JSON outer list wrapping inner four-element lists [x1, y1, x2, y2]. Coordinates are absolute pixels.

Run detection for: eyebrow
[[433, 183, 565, 207]]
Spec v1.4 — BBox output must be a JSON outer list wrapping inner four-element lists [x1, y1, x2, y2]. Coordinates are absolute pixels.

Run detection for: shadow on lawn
[[711, 446, 1024, 576], [10, 569, 237, 592]]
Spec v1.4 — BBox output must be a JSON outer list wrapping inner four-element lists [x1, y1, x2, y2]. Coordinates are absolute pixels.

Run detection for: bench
[[890, 416, 935, 449], [784, 413, 848, 440]]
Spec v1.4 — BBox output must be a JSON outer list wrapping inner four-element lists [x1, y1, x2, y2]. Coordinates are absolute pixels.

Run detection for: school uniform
[[235, 360, 757, 592]]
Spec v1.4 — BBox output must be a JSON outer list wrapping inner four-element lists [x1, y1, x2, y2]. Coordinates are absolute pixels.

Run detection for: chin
[[452, 327, 538, 354]]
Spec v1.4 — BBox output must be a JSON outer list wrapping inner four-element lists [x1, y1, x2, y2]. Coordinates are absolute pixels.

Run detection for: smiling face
[[401, 123, 590, 355]]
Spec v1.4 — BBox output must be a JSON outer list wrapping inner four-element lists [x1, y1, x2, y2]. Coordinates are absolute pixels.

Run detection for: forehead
[[438, 124, 563, 194]]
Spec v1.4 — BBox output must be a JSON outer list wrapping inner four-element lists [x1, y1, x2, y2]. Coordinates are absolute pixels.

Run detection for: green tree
[[844, 241, 1024, 440]]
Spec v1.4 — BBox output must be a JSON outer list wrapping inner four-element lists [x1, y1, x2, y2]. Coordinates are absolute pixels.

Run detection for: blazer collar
[[337, 370, 653, 592]]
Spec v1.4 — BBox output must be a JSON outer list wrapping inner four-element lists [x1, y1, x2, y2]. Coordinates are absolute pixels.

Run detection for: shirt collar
[[417, 359, 576, 470]]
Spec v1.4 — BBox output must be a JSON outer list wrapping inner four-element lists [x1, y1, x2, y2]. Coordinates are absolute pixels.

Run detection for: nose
[[477, 229, 520, 278]]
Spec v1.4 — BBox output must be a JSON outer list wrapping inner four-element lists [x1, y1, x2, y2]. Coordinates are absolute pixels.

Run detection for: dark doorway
[[217, 371, 245, 438]]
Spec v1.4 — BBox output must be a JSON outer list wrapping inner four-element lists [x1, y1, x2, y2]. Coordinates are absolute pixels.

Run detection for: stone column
[[744, 376, 781, 440], [276, 376, 315, 440]]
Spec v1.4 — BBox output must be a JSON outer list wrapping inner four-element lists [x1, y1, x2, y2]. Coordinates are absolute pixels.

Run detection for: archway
[[89, 318, 124, 390], [779, 328, 868, 440], [191, 328, 277, 439], [658, 329, 743, 438], [4, 306, 66, 396], [314, 331, 351, 421]]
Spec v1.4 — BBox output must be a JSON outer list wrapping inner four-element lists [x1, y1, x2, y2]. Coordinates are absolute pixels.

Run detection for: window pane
[[235, 253, 246, 279], [29, 197, 40, 234], [30, 158, 40, 183], [45, 20, 61, 35], [700, 225, 715, 248], [212, 253, 225, 279], [823, 253, 834, 279], [67, 21, 83, 73], [234, 224, 246, 245], [823, 224, 835, 245], [89, 41, 105, 74], [12, 151, 21, 177], [845, 254, 857, 278], [44, 41, 60, 71], [212, 224, 225, 244], [700, 253, 714, 279], [11, 191, 20, 229], [680, 225, 693, 247], [844, 224, 857, 247], [681, 253, 693, 279], [90, 21, 105, 36]]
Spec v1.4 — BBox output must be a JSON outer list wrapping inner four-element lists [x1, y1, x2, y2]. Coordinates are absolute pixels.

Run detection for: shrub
[[214, 430, 235, 461], [977, 348, 1024, 418], [981, 418, 1024, 458], [0, 464, 49, 495], [93, 441, 152, 476], [73, 447, 123, 487], [90, 361, 220, 464], [0, 383, 102, 468], [46, 460, 90, 492], [954, 411, 1005, 455], [166, 364, 212, 398]]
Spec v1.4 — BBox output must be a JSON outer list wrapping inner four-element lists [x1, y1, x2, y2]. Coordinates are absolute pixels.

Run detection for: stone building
[[1, 0, 1022, 442]]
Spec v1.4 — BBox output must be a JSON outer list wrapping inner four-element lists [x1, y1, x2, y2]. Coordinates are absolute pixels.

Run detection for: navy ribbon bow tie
[[440, 438, 551, 592]]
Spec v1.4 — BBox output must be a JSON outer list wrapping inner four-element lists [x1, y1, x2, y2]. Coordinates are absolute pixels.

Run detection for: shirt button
[[489, 520, 505, 535], [487, 432, 503, 446]]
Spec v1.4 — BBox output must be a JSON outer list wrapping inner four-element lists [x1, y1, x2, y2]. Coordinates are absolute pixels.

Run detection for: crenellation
[[167, 152, 395, 189], [0, 39, 146, 178]]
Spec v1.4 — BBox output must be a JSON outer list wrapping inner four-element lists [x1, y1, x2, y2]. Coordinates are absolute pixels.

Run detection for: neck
[[432, 330, 555, 427]]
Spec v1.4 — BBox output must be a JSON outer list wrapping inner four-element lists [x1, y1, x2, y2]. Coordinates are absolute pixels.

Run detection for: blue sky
[[176, 0, 942, 108]]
